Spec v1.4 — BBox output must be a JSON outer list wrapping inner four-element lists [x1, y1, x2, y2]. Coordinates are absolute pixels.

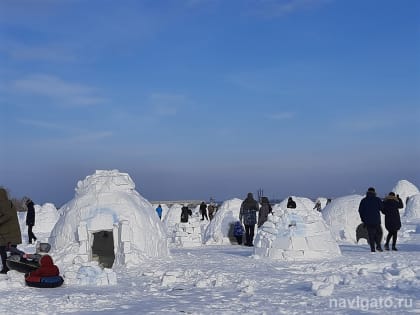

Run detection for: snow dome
[[203, 198, 243, 245], [321, 195, 365, 243], [49, 170, 169, 270], [392, 180, 419, 215], [404, 193, 420, 222], [254, 206, 341, 261], [254, 197, 341, 261]]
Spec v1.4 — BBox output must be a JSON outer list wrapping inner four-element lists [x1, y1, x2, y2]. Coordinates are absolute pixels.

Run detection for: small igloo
[[322, 194, 366, 243], [203, 198, 243, 245], [392, 180, 419, 215], [404, 193, 420, 222], [254, 202, 341, 260], [48, 170, 169, 269], [162, 204, 203, 247]]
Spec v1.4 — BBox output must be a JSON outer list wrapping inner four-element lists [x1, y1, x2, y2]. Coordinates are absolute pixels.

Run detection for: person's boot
[[376, 245, 383, 252], [0, 266, 9, 274], [384, 243, 390, 251], [392, 245, 398, 251]]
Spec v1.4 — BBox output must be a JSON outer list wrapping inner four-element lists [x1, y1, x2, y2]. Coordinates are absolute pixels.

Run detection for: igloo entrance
[[92, 230, 115, 268]]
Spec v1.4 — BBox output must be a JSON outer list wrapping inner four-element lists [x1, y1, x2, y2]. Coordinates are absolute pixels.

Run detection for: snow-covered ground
[[1, 174, 419, 314]]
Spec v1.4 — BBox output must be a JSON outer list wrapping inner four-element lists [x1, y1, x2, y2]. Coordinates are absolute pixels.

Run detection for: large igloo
[[203, 198, 243, 245], [48, 170, 169, 270], [254, 207, 341, 261]]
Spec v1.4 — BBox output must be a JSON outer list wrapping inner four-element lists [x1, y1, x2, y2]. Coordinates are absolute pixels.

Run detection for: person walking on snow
[[358, 187, 384, 252], [0, 188, 22, 273], [257, 197, 272, 228], [155, 204, 163, 220], [381, 192, 403, 251], [239, 193, 259, 246], [199, 201, 208, 220], [25, 198, 37, 244]]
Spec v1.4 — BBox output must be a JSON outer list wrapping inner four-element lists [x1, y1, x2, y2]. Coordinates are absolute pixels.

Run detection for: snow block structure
[[163, 204, 204, 247], [254, 207, 341, 261], [49, 170, 169, 270], [203, 198, 243, 245]]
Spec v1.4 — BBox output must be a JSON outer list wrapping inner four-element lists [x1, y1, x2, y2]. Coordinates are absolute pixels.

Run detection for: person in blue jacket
[[233, 221, 245, 245], [358, 187, 383, 252], [155, 204, 163, 220]]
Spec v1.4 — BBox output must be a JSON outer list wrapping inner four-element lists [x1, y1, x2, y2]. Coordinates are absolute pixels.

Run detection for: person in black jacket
[[381, 192, 403, 251], [25, 198, 37, 244], [287, 197, 296, 209], [358, 187, 383, 252], [180, 205, 192, 223], [199, 201, 208, 221]]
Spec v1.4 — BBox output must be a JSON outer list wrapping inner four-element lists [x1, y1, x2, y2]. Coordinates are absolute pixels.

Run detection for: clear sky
[[1, 0, 419, 206]]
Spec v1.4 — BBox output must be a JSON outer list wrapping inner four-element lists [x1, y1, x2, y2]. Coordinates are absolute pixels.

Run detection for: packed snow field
[[0, 170, 419, 314]]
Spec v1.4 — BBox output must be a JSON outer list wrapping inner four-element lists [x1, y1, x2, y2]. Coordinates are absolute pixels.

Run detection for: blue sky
[[1, 0, 419, 206]]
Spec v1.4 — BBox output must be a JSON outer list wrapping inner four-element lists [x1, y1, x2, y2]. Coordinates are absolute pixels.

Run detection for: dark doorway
[[92, 230, 115, 268]]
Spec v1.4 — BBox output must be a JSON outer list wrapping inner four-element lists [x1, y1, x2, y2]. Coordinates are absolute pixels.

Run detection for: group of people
[[155, 200, 219, 222], [0, 188, 38, 274], [358, 187, 404, 252]]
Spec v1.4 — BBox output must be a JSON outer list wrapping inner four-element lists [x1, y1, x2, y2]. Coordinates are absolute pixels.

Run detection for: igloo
[[404, 193, 420, 222], [162, 204, 204, 247], [254, 208, 341, 261], [392, 180, 419, 215], [322, 195, 365, 243], [48, 170, 169, 269], [203, 198, 243, 245]]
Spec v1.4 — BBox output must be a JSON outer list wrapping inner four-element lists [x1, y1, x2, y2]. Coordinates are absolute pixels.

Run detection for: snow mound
[[254, 208, 341, 261], [49, 170, 169, 276], [274, 196, 316, 216], [322, 194, 366, 243], [203, 198, 243, 245], [404, 193, 420, 222], [392, 180, 419, 215]]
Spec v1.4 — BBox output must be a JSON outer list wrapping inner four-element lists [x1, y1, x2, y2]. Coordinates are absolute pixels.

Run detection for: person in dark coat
[[358, 187, 383, 252], [257, 197, 272, 228], [199, 201, 208, 221], [287, 197, 297, 209], [25, 198, 37, 244], [180, 205, 192, 223], [381, 192, 403, 251], [0, 188, 22, 273], [239, 193, 259, 246]]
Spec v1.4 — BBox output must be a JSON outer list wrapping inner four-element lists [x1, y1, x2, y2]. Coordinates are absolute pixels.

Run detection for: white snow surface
[[1, 176, 419, 314]]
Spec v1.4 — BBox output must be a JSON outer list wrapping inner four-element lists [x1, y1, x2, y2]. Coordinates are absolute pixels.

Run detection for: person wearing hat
[[25, 198, 37, 244], [0, 188, 22, 273], [381, 192, 404, 251], [358, 187, 384, 252], [239, 192, 259, 246]]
